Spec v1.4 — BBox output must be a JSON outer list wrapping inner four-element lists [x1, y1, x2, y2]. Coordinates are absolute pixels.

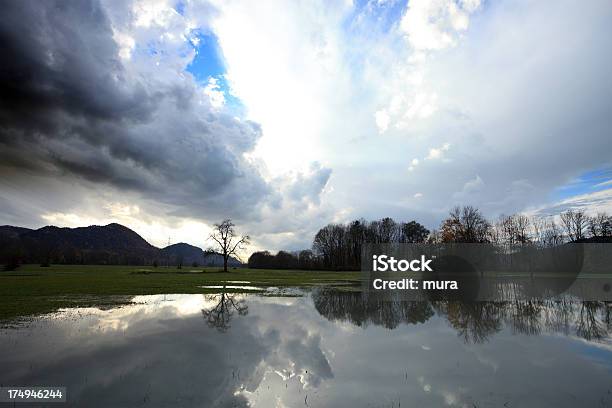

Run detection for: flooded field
[[1, 290, 611, 407]]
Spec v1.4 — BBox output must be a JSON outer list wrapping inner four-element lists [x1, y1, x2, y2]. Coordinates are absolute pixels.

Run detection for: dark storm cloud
[[0, 0, 271, 222], [0, 0, 151, 128]]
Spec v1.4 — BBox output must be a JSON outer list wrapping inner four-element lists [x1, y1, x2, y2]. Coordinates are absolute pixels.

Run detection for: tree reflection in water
[[577, 301, 609, 340], [312, 289, 612, 344], [313, 289, 434, 329], [202, 289, 248, 332], [199, 288, 611, 343]]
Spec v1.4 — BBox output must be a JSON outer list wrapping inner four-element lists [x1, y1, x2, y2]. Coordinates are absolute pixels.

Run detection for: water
[[1, 290, 611, 407]]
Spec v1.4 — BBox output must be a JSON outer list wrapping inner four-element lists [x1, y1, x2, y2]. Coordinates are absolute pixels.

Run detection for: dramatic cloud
[[334, 0, 612, 226], [0, 0, 272, 221], [0, 0, 335, 251], [0, 0, 611, 251]]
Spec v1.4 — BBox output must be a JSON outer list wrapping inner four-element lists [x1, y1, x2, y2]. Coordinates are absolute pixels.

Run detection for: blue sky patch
[[186, 31, 244, 114], [553, 167, 612, 201], [175, 1, 185, 16], [345, 0, 407, 34], [187, 31, 226, 81]]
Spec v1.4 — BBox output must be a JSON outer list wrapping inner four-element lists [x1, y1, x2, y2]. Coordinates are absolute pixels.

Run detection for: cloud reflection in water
[[0, 291, 611, 407]]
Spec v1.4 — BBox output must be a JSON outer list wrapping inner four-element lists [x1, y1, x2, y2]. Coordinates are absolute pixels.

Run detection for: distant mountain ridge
[[0, 223, 242, 266]]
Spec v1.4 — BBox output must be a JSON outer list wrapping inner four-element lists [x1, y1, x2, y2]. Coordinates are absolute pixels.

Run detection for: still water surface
[[1, 290, 611, 407]]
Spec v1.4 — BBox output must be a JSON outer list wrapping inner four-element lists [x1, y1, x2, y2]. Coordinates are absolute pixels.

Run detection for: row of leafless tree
[[311, 218, 430, 270], [250, 206, 611, 270], [430, 206, 611, 246], [249, 218, 430, 270]]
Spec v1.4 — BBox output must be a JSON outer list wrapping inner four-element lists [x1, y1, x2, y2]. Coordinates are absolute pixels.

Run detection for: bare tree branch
[[208, 219, 249, 272]]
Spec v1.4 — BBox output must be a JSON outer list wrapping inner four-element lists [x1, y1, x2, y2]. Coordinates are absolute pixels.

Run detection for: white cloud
[[404, 92, 438, 119], [203, 77, 226, 108], [206, 0, 611, 239], [132, 0, 178, 28], [408, 158, 420, 172], [533, 188, 612, 217], [399, 0, 481, 51], [375, 110, 390, 133], [426, 148, 442, 160], [112, 31, 135, 60], [208, 0, 353, 175], [425, 143, 450, 160], [451, 174, 484, 203], [594, 180, 612, 188]]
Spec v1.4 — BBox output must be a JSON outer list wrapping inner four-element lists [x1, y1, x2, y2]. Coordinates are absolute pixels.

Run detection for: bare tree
[[531, 216, 546, 245], [514, 214, 531, 244], [347, 219, 366, 268], [588, 212, 612, 238], [378, 217, 399, 243], [209, 219, 249, 272], [541, 217, 564, 246], [495, 214, 532, 245], [560, 209, 587, 242], [440, 206, 491, 243], [313, 223, 346, 269]]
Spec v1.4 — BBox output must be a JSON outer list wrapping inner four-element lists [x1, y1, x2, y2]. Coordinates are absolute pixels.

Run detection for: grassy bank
[[0, 264, 360, 322]]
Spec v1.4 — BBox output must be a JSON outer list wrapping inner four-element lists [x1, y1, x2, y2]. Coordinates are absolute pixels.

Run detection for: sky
[[0, 0, 611, 255]]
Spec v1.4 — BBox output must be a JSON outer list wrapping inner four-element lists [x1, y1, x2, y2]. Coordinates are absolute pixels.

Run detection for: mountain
[[161, 243, 242, 267], [0, 226, 33, 240], [0, 226, 34, 252], [0, 223, 241, 267]]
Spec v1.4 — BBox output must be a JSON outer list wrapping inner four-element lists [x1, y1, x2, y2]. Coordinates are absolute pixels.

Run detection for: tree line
[[248, 206, 612, 270], [249, 218, 429, 270]]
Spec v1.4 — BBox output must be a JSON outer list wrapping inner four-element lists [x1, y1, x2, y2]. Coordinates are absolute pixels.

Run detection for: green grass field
[[0, 264, 361, 322]]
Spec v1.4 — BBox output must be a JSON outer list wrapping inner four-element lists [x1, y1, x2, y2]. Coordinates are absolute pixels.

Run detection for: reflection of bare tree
[[435, 300, 610, 343], [312, 290, 434, 329], [510, 300, 544, 336], [312, 290, 610, 344], [576, 301, 607, 340], [540, 299, 574, 335], [202, 290, 248, 332], [435, 302, 504, 344]]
